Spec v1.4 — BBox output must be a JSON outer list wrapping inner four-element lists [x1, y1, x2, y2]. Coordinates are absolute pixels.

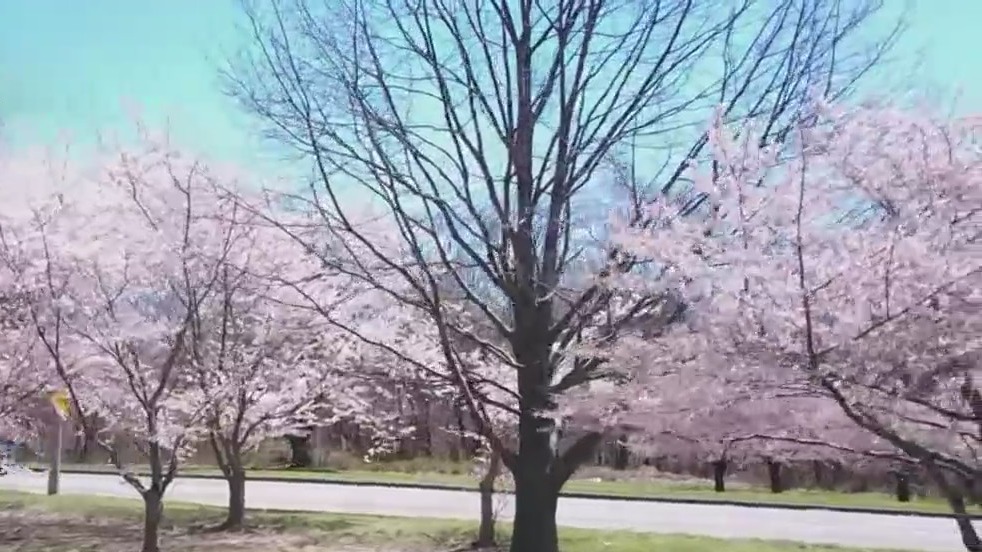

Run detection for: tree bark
[[69, 416, 98, 463], [612, 439, 629, 471], [286, 433, 312, 468], [828, 461, 844, 489], [475, 448, 502, 548], [505, 424, 601, 552], [71, 436, 88, 464], [766, 459, 784, 493], [141, 490, 163, 552], [812, 460, 826, 489], [508, 402, 561, 552], [208, 432, 249, 532], [451, 400, 470, 461], [222, 467, 247, 530], [712, 458, 728, 493], [926, 464, 982, 552], [509, 473, 560, 552], [947, 492, 982, 551], [413, 387, 433, 456], [894, 471, 911, 503]]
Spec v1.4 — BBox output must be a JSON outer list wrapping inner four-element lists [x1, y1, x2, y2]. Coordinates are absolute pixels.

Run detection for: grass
[[0, 489, 912, 552], [35, 460, 967, 516]]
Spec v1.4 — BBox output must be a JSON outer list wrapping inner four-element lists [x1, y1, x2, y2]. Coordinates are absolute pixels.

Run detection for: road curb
[[52, 467, 981, 520]]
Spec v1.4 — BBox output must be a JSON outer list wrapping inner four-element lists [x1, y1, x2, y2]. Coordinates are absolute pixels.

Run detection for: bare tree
[[226, 1, 902, 550]]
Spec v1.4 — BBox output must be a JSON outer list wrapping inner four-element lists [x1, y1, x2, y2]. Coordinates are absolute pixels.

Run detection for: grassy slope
[[38, 461, 962, 515], [0, 490, 912, 552]]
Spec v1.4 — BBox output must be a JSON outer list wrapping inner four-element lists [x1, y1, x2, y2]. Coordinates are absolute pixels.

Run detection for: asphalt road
[[0, 471, 972, 551]]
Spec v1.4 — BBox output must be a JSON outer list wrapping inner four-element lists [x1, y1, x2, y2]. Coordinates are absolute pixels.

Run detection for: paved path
[[0, 471, 972, 551]]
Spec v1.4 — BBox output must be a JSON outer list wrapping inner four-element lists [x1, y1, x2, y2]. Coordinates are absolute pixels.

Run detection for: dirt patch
[[0, 509, 469, 552]]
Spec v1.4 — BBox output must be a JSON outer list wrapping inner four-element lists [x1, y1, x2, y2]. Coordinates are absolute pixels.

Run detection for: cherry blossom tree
[[234, 200, 522, 543], [2, 136, 249, 552], [0, 292, 47, 438], [0, 149, 83, 443], [186, 214, 393, 530], [74, 150, 240, 552], [613, 102, 981, 550]]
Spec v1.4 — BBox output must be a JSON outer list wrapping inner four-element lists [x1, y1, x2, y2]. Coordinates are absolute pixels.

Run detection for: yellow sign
[[48, 390, 71, 420]]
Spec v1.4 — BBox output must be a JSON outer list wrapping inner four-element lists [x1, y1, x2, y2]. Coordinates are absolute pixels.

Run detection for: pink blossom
[[611, 102, 980, 479]]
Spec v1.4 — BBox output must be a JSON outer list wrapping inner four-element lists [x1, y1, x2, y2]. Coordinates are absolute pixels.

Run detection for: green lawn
[[0, 490, 913, 552], [38, 461, 964, 516]]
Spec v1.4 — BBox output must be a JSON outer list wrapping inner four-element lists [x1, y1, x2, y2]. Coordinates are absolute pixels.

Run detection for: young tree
[[227, 1, 902, 549], [187, 216, 393, 530], [15, 137, 245, 552], [0, 149, 81, 441], [614, 102, 981, 550]]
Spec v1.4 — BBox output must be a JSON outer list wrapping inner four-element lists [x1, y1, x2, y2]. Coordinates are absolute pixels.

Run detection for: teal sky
[[1, 1, 979, 175], [0, 1, 267, 166]]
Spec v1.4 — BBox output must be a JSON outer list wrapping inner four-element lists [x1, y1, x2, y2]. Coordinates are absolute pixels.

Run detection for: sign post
[[47, 390, 71, 496]]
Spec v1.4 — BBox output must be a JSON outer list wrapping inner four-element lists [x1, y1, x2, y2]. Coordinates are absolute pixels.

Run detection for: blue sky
[[0, 1, 261, 163], [0, 0, 979, 175]]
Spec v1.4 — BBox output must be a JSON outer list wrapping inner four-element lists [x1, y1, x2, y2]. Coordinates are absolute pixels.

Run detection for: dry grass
[[0, 491, 473, 551], [0, 509, 470, 552], [0, 510, 339, 551]]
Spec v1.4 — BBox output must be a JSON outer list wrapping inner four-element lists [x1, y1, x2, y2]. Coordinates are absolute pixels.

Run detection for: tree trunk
[[221, 467, 247, 530], [70, 417, 98, 463], [712, 458, 728, 492], [828, 460, 844, 489], [286, 434, 312, 468], [894, 471, 911, 503], [812, 460, 826, 489], [509, 473, 560, 552], [71, 437, 87, 463], [451, 403, 465, 462], [612, 439, 629, 471], [508, 402, 561, 552], [413, 388, 433, 456], [927, 464, 982, 552], [947, 492, 982, 551], [141, 490, 163, 552], [475, 448, 502, 548], [766, 459, 784, 493]]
